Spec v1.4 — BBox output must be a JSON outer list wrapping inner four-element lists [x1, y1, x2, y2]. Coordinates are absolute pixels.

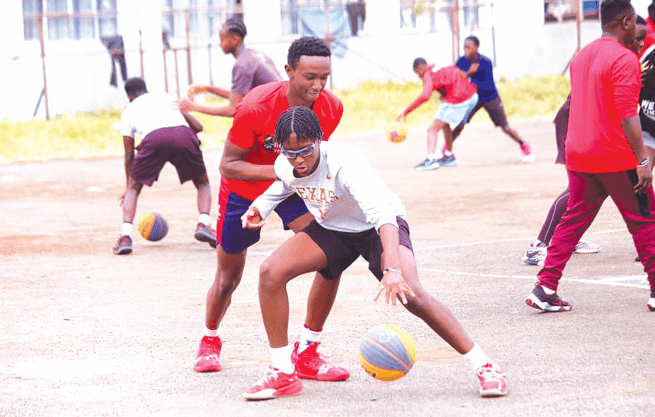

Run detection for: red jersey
[[402, 65, 477, 117], [566, 37, 641, 173], [224, 81, 343, 201]]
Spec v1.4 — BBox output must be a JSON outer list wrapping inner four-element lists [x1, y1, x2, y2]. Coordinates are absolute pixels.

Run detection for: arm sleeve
[[231, 61, 256, 95], [402, 73, 434, 117], [337, 152, 399, 231], [251, 179, 296, 220], [226, 101, 257, 148], [455, 57, 469, 72], [612, 53, 641, 120]]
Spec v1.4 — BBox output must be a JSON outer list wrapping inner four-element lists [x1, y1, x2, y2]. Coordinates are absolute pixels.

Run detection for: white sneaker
[[476, 363, 508, 397], [573, 239, 601, 254]]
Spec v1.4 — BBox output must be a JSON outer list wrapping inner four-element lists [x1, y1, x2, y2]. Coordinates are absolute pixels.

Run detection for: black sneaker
[[525, 284, 571, 312], [195, 222, 217, 248], [648, 290, 655, 311], [436, 154, 457, 167], [113, 235, 133, 255]]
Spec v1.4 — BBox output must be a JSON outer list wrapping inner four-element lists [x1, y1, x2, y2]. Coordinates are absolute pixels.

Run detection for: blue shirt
[[456, 54, 498, 102]]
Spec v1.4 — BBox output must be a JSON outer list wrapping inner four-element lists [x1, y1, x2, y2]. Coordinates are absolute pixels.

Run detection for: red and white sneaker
[[573, 239, 601, 254], [476, 363, 508, 397], [243, 366, 303, 400], [520, 141, 535, 162], [193, 336, 222, 372], [291, 342, 350, 381]]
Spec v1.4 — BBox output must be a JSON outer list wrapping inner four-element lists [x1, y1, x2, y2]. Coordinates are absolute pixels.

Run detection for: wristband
[[638, 156, 650, 168], [383, 267, 402, 275]]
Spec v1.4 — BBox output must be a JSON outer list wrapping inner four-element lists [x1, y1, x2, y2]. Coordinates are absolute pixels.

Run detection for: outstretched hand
[[241, 206, 265, 230], [175, 97, 194, 112], [395, 114, 406, 122], [373, 270, 416, 306]]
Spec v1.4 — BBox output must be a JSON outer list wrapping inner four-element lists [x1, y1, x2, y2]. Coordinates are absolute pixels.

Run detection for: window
[[162, 0, 240, 41], [545, 0, 599, 23], [22, 0, 117, 41], [23, 0, 43, 41]]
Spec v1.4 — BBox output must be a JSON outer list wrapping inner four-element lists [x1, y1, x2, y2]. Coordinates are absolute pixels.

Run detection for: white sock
[[121, 222, 133, 237], [427, 153, 436, 160], [270, 345, 294, 374], [462, 343, 492, 370], [198, 213, 211, 226], [298, 326, 322, 353], [204, 325, 220, 338], [445, 150, 453, 156], [541, 286, 556, 295]]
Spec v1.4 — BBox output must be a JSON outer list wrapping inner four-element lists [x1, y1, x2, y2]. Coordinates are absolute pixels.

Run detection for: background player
[[525, 0, 655, 312], [523, 14, 647, 266], [113, 77, 216, 255], [241, 107, 508, 400], [453, 35, 534, 163], [397, 58, 478, 171], [176, 18, 281, 117], [194, 37, 349, 383]]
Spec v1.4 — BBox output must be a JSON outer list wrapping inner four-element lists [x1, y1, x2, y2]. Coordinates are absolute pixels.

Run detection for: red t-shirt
[[403, 65, 477, 117], [224, 81, 343, 201], [566, 37, 641, 173]]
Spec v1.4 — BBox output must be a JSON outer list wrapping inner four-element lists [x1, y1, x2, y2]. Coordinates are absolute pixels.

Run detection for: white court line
[[415, 228, 627, 251]]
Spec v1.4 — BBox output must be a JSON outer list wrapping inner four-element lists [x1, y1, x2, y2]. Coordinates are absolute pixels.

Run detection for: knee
[[259, 259, 285, 293], [212, 269, 241, 297], [402, 291, 429, 315]]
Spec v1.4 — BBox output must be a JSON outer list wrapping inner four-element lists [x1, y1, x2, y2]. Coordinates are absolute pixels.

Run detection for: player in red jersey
[[396, 59, 478, 171], [193, 37, 350, 382]]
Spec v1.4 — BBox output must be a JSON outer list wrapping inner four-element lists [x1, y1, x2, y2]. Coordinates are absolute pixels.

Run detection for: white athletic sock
[[204, 325, 220, 338], [462, 343, 492, 370], [427, 153, 436, 160], [270, 345, 294, 374], [541, 286, 556, 295], [198, 213, 211, 226], [298, 326, 322, 353], [121, 222, 133, 238], [445, 150, 453, 156]]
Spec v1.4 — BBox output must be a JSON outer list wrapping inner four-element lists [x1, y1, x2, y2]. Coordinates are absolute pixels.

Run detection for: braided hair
[[287, 37, 331, 69], [223, 16, 247, 38], [274, 107, 323, 147]]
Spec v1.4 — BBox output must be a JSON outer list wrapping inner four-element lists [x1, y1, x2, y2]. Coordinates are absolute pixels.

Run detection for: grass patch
[[0, 74, 570, 163]]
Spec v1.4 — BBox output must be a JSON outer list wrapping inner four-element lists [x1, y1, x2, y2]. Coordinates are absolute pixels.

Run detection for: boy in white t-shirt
[[241, 106, 508, 400], [113, 77, 216, 255]]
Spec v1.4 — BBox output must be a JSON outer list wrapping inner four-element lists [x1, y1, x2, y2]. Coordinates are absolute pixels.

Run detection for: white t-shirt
[[252, 141, 407, 233], [120, 92, 188, 140]]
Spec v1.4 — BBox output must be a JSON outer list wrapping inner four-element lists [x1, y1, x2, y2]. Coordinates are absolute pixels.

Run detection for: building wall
[[0, 0, 613, 121]]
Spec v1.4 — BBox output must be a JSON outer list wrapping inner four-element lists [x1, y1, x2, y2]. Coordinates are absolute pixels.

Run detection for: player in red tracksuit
[[193, 37, 350, 383], [525, 0, 655, 313], [397, 59, 478, 171]]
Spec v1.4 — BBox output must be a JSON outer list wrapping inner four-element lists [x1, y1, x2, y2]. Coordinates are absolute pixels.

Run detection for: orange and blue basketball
[[358, 324, 416, 381], [138, 212, 168, 241]]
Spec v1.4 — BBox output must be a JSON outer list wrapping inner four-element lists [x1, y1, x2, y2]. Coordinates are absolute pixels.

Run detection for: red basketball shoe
[[193, 335, 222, 372], [476, 362, 508, 397], [243, 366, 303, 400], [291, 342, 350, 381]]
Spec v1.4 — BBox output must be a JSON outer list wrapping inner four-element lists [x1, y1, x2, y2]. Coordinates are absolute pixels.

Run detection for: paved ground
[[1, 120, 654, 416]]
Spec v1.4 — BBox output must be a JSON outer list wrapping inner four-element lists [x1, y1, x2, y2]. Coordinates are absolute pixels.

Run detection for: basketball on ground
[[138, 212, 169, 241], [358, 324, 416, 381]]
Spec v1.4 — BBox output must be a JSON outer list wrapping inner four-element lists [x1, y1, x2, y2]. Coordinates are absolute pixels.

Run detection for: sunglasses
[[281, 143, 315, 159]]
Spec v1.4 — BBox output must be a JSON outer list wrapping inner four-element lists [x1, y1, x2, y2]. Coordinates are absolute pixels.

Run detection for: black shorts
[[464, 96, 508, 128], [131, 126, 207, 186], [301, 217, 414, 281]]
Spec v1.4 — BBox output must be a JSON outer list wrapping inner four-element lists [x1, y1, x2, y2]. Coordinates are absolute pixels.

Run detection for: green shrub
[[0, 74, 571, 163]]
